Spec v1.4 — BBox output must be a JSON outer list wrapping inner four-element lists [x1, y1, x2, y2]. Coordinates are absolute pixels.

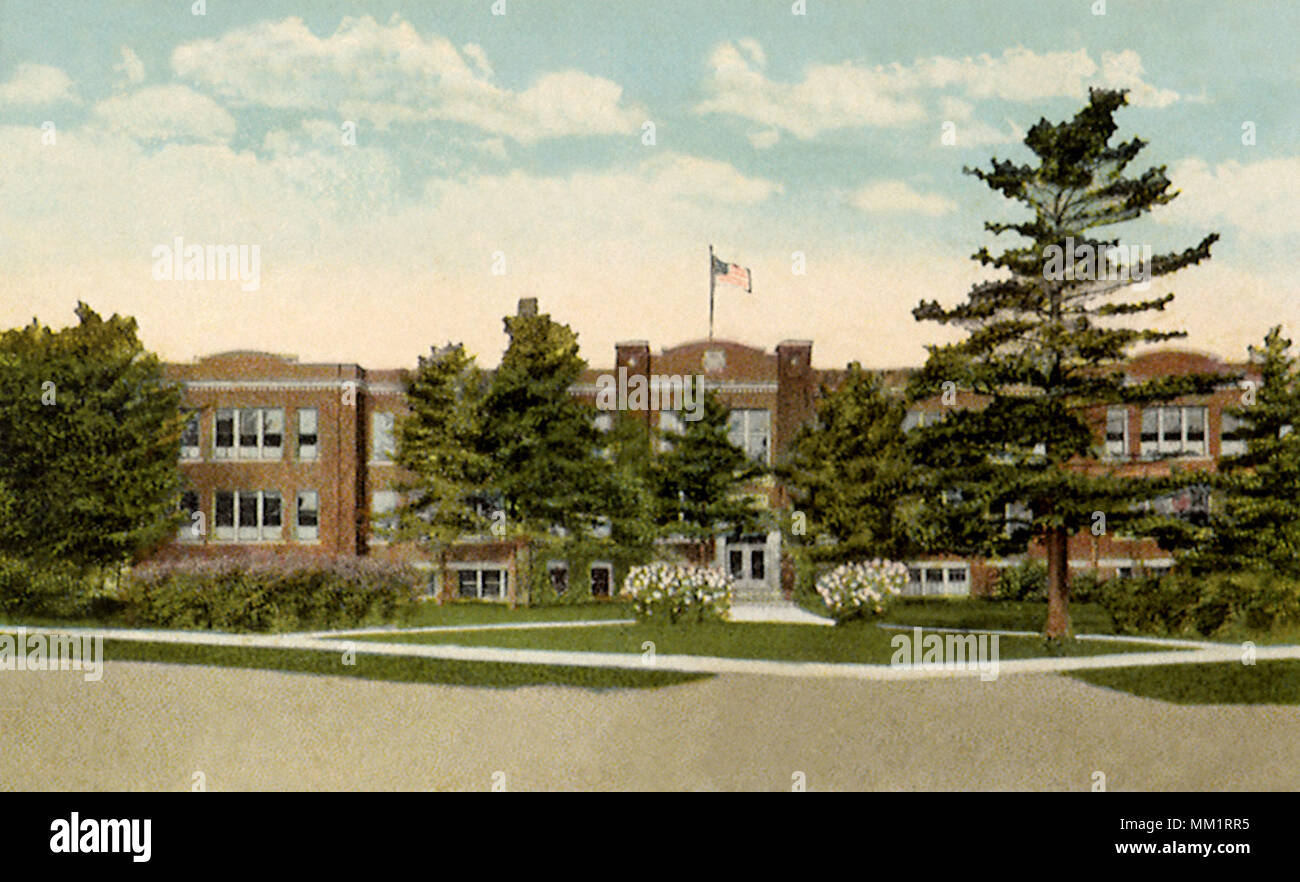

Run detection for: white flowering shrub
[[621, 562, 733, 624], [815, 559, 908, 623]]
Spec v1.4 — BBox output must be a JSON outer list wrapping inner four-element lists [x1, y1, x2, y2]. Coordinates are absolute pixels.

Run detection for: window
[[456, 566, 509, 600], [590, 563, 613, 598], [215, 408, 283, 460], [903, 410, 947, 432], [371, 411, 395, 462], [1140, 485, 1211, 525], [750, 549, 765, 581], [296, 491, 319, 541], [370, 490, 399, 541], [178, 490, 201, 541], [727, 409, 771, 463], [657, 410, 684, 451], [180, 410, 201, 459], [548, 561, 569, 596], [297, 408, 318, 460], [215, 409, 235, 458], [1004, 501, 1032, 539], [213, 490, 283, 541], [1221, 411, 1249, 457], [1104, 407, 1128, 459], [906, 563, 971, 596], [1139, 406, 1208, 458]]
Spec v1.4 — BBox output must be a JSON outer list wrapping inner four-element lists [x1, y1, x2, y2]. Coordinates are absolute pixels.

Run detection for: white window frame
[[297, 408, 319, 461], [370, 490, 399, 543], [213, 490, 283, 542], [371, 411, 396, 463], [180, 409, 201, 460], [727, 409, 771, 464], [1104, 407, 1128, 459], [451, 565, 509, 601], [1140, 406, 1207, 458], [178, 490, 202, 541], [547, 560, 569, 596], [214, 408, 283, 460], [906, 562, 971, 597], [296, 490, 319, 542]]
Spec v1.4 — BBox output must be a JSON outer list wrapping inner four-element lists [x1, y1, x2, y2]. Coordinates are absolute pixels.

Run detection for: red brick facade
[[162, 326, 1252, 603]]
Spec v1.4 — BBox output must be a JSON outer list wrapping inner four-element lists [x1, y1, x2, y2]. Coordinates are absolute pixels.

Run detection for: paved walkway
[[4, 622, 1295, 681]]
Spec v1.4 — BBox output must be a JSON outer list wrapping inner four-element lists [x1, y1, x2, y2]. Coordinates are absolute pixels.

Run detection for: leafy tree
[[0, 302, 183, 570], [650, 393, 762, 540], [1185, 326, 1300, 575], [781, 364, 920, 562], [391, 343, 492, 554], [478, 307, 619, 537], [908, 89, 1222, 637]]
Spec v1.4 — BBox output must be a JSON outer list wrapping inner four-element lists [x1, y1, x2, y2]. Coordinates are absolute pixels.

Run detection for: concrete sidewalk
[[3, 622, 1293, 681]]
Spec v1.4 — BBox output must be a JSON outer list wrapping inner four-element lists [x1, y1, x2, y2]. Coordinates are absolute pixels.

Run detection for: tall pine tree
[[909, 89, 1221, 637]]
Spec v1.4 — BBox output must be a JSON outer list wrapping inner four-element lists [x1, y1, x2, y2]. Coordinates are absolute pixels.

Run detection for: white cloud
[[696, 42, 1179, 139], [92, 84, 236, 143], [747, 129, 781, 150], [113, 47, 146, 87], [0, 63, 78, 106], [1157, 157, 1300, 235], [850, 180, 957, 216], [170, 15, 644, 142]]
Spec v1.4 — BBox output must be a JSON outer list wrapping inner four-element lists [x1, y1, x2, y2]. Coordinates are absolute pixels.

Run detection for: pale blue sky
[[1, 0, 1295, 368]]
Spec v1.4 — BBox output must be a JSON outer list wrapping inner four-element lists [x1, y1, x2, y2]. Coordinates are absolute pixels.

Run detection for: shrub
[[620, 562, 732, 624], [0, 556, 104, 618], [989, 560, 1047, 602], [814, 559, 908, 623], [1095, 568, 1300, 638], [121, 553, 421, 632]]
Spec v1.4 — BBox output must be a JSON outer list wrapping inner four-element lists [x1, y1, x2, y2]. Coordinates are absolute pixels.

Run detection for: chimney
[[517, 297, 539, 317], [775, 340, 814, 459], [615, 340, 652, 429]]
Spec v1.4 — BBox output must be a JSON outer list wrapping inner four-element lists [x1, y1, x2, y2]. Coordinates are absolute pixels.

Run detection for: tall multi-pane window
[[370, 490, 398, 541], [1140, 406, 1208, 458], [296, 490, 319, 541], [1221, 411, 1250, 457], [178, 490, 201, 541], [297, 408, 318, 460], [215, 409, 235, 459], [1104, 407, 1128, 459], [727, 409, 771, 464], [215, 408, 283, 460], [180, 410, 201, 459], [214, 490, 283, 541], [371, 412, 395, 462]]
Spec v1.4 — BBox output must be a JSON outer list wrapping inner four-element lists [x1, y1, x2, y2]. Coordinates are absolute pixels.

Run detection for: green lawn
[[884, 598, 1118, 634], [398, 600, 633, 629], [1068, 661, 1300, 704], [355, 619, 1177, 664], [101, 639, 706, 690]]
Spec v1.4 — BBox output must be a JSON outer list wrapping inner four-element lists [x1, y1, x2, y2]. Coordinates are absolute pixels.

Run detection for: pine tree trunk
[[1045, 526, 1071, 638]]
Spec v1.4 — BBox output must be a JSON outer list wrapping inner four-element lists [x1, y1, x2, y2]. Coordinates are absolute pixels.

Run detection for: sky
[[1, 0, 1297, 370]]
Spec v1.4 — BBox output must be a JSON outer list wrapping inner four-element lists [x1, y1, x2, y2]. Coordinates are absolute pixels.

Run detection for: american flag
[[712, 255, 751, 292]]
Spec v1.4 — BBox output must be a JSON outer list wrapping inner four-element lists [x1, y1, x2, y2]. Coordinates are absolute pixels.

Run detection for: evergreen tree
[[781, 365, 920, 562], [909, 89, 1222, 637], [0, 302, 184, 569], [650, 393, 762, 539], [478, 307, 617, 536], [391, 343, 491, 551], [1186, 327, 1300, 575]]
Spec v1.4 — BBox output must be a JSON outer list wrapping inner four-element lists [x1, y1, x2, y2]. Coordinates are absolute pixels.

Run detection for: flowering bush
[[620, 562, 733, 624], [815, 559, 908, 623]]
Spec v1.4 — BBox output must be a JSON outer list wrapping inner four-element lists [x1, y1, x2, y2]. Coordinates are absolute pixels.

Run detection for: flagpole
[[708, 244, 715, 340]]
